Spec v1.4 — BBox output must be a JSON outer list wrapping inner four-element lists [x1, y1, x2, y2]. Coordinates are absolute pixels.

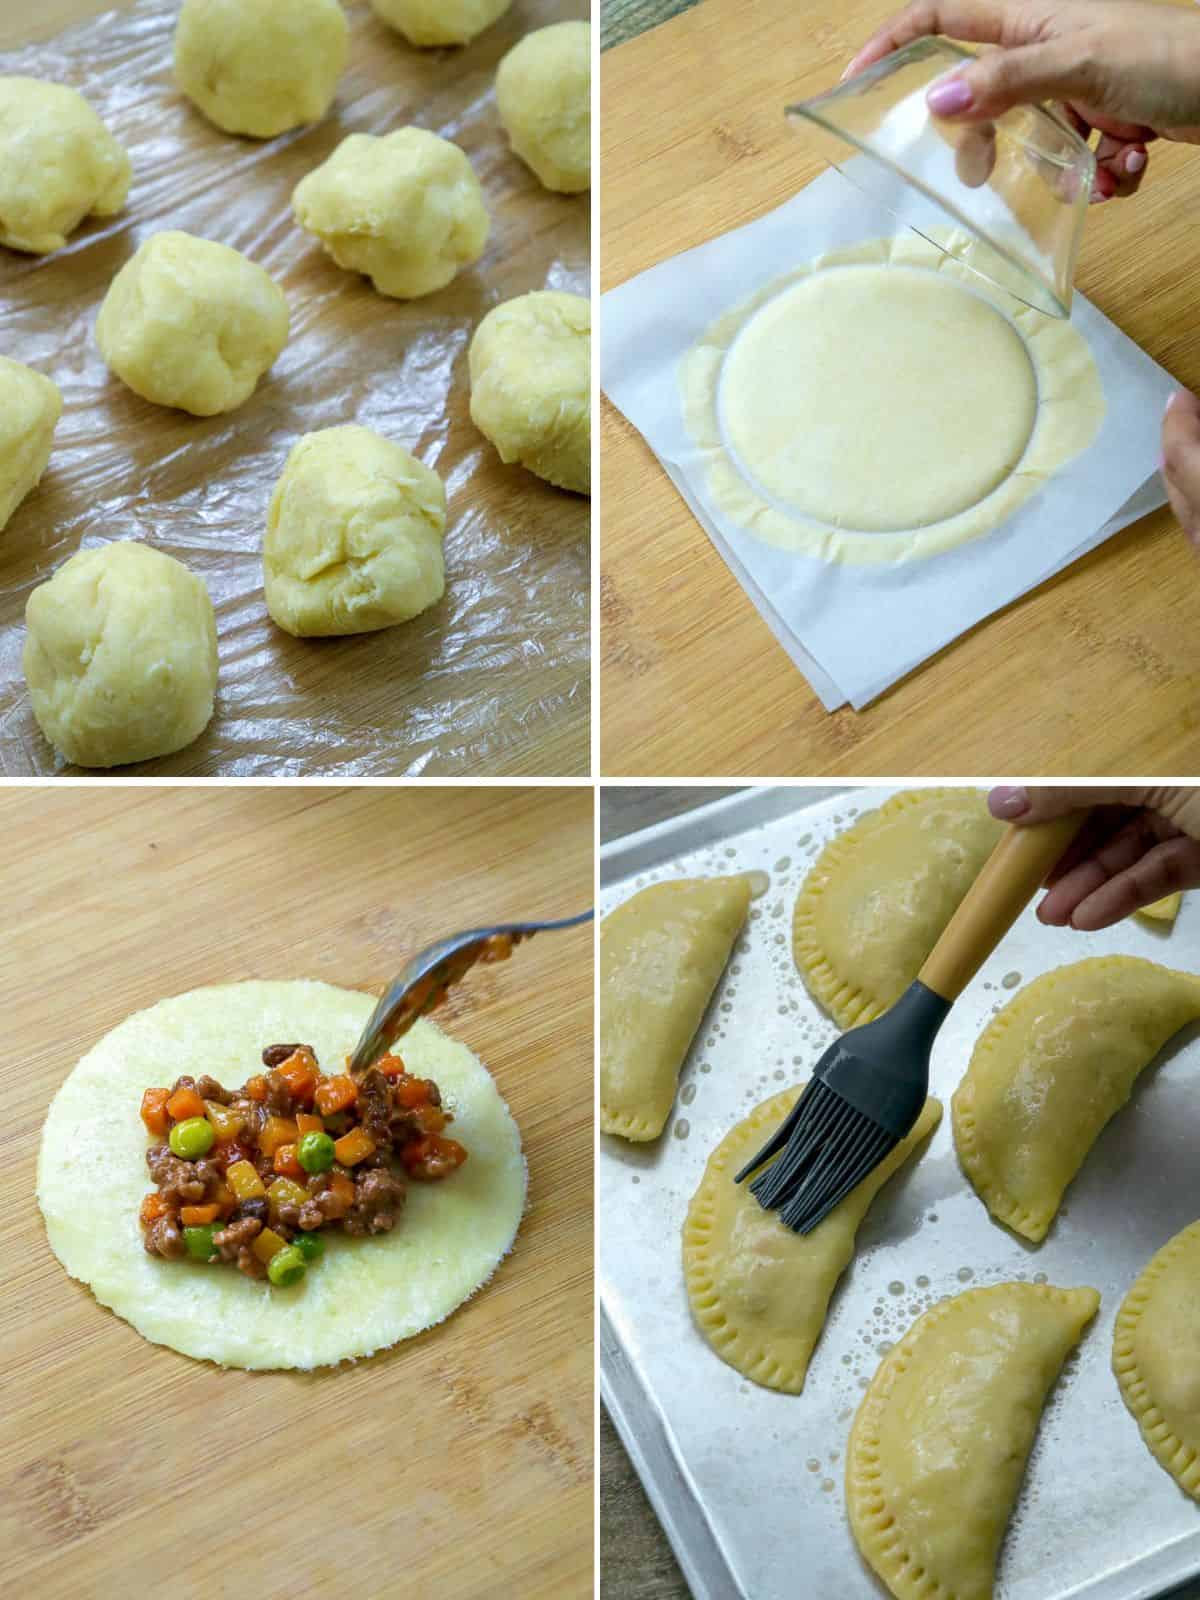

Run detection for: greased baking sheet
[[600, 787, 1200, 1600], [0, 0, 589, 776]]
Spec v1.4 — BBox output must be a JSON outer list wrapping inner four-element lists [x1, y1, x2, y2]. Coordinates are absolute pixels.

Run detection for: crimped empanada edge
[[600, 1101, 664, 1142]]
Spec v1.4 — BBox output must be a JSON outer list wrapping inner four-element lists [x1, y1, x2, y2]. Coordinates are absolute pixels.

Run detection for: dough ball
[[24, 541, 218, 769], [0, 357, 62, 533], [292, 129, 489, 299], [369, 0, 511, 46], [469, 291, 590, 495], [96, 231, 289, 416], [265, 425, 447, 637], [174, 0, 349, 139], [496, 22, 590, 194], [0, 76, 131, 254]]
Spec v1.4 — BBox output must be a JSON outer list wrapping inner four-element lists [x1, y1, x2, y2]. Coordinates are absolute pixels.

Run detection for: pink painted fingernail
[[926, 75, 974, 115], [1089, 189, 1109, 204], [1125, 150, 1146, 174], [990, 786, 1030, 819]]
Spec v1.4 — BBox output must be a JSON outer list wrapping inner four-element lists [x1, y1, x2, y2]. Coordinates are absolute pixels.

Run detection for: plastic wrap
[[0, 0, 591, 775]]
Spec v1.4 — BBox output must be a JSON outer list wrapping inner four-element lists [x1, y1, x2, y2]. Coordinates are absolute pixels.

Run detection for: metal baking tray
[[600, 786, 1200, 1600]]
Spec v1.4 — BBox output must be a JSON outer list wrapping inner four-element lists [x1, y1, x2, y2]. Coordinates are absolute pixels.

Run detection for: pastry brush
[[735, 813, 1087, 1233]]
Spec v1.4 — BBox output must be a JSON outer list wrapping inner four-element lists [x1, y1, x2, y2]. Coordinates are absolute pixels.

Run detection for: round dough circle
[[496, 21, 591, 194], [174, 0, 349, 140], [265, 424, 447, 637], [96, 230, 289, 417], [0, 75, 131, 255], [0, 356, 62, 533], [720, 264, 1038, 532], [469, 290, 590, 495], [292, 128, 489, 300], [37, 981, 527, 1369], [23, 540, 218, 769], [369, 0, 511, 46]]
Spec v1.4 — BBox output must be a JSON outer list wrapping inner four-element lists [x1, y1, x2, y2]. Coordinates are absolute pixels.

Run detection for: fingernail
[[926, 75, 974, 116], [1166, 391, 1180, 416], [990, 786, 1030, 819], [1125, 150, 1146, 174], [1089, 189, 1109, 204]]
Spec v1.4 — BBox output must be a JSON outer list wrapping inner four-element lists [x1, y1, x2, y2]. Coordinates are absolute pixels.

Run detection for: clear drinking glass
[[786, 38, 1096, 317]]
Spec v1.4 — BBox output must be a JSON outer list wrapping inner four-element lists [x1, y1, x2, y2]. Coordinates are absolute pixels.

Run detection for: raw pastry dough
[[496, 22, 591, 194], [953, 956, 1200, 1243], [264, 424, 447, 637], [174, 0, 348, 139], [0, 357, 62, 533], [96, 231, 289, 416], [1136, 892, 1182, 926], [681, 230, 1105, 564], [793, 789, 1002, 1030], [847, 1281, 1099, 1600], [600, 876, 751, 1142], [469, 291, 590, 495], [292, 129, 489, 300], [0, 76, 130, 254], [683, 1088, 941, 1393], [1114, 1219, 1200, 1499], [23, 541, 218, 769], [369, 0, 511, 46], [37, 981, 526, 1369]]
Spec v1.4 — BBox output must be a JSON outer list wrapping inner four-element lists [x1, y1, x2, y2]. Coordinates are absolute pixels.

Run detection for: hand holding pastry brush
[[735, 814, 1087, 1232]]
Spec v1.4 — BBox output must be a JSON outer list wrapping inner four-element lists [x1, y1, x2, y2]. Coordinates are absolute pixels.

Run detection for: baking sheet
[[0, 0, 590, 776], [600, 787, 1200, 1600], [600, 168, 1174, 712]]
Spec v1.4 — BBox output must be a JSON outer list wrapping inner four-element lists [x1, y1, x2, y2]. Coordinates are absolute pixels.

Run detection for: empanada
[[1114, 1219, 1200, 1499], [682, 1088, 941, 1392], [953, 956, 1200, 1242], [1136, 892, 1183, 927], [847, 1281, 1099, 1600], [793, 789, 1002, 1030], [600, 875, 751, 1142]]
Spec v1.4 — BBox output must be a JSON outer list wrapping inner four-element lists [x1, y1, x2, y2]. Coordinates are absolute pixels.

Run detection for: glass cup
[[786, 38, 1096, 317]]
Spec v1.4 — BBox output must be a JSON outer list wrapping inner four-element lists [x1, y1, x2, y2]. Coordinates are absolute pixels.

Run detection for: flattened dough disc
[[37, 981, 526, 1369]]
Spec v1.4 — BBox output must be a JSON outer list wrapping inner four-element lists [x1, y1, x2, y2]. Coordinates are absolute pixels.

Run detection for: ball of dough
[[0, 76, 131, 254], [496, 22, 590, 194], [265, 425, 447, 637], [24, 541, 218, 769], [368, 0, 511, 46], [469, 291, 590, 495], [96, 231, 289, 416], [0, 357, 62, 533], [292, 129, 489, 299], [174, 0, 349, 139]]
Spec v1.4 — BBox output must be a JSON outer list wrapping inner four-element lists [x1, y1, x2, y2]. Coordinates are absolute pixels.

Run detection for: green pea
[[297, 1130, 336, 1175], [170, 1116, 215, 1159], [183, 1223, 220, 1263], [291, 1230, 325, 1263], [267, 1246, 307, 1288]]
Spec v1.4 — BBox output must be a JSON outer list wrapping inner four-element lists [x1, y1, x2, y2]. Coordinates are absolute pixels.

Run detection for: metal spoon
[[348, 909, 594, 1075]]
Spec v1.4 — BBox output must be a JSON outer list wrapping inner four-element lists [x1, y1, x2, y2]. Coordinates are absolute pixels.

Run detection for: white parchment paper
[[601, 168, 1176, 711]]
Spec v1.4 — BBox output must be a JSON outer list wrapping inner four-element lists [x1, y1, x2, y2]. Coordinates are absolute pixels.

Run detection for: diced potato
[[251, 1226, 288, 1265], [205, 1101, 245, 1142], [226, 1159, 267, 1202], [268, 1177, 309, 1221], [259, 1115, 299, 1158]]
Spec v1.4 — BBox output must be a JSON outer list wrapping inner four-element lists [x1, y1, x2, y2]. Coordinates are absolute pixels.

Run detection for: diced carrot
[[166, 1086, 205, 1123], [480, 933, 514, 963], [276, 1049, 318, 1106], [377, 1055, 407, 1078], [315, 1075, 357, 1117], [180, 1203, 219, 1226], [273, 1143, 304, 1179], [140, 1192, 170, 1227], [140, 1088, 171, 1136], [251, 1226, 288, 1265], [321, 1171, 355, 1216], [259, 1116, 299, 1159], [226, 1159, 267, 1202], [205, 1102, 244, 1143], [295, 1112, 324, 1136], [392, 1075, 429, 1108], [403, 1134, 468, 1179], [417, 1105, 447, 1135], [333, 1127, 376, 1167], [244, 1075, 269, 1103]]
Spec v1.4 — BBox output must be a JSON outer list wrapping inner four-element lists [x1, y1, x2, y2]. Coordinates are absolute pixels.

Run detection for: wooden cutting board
[[0, 784, 594, 1600], [601, 0, 1200, 776]]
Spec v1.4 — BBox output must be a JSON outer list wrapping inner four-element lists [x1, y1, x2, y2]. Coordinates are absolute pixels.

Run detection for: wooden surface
[[0, 0, 589, 778], [601, 0, 696, 49], [0, 785, 594, 1600], [600, 0, 1200, 777]]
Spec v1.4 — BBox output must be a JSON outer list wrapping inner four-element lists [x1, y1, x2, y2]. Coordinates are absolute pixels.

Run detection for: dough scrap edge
[[846, 1282, 1100, 1600], [952, 956, 1200, 1244], [1113, 1219, 1200, 1499], [792, 788, 984, 1030]]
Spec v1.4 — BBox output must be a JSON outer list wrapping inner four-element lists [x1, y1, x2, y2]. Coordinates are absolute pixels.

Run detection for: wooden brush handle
[[918, 813, 1088, 1003]]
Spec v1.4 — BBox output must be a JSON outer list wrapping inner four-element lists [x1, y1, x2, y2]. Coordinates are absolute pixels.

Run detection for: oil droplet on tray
[[957, 1267, 975, 1283], [775, 856, 792, 872], [807, 1458, 820, 1472], [915, 1275, 930, 1288], [680, 1083, 697, 1106], [820, 1479, 834, 1494], [888, 1281, 904, 1295], [1001, 971, 1022, 990], [674, 1119, 690, 1140]]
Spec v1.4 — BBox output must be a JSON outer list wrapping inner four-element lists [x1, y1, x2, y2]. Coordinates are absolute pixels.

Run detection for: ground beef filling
[[138, 1044, 467, 1281]]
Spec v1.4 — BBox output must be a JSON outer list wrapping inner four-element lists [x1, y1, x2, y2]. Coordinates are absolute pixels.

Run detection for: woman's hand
[[1164, 390, 1200, 548], [844, 0, 1200, 200], [987, 785, 1200, 928]]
